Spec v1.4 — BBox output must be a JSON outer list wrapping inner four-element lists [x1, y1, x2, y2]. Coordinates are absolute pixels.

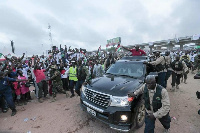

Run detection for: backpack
[[182, 59, 191, 68], [155, 56, 166, 72], [77, 65, 86, 80], [155, 64, 165, 72], [171, 61, 183, 71]]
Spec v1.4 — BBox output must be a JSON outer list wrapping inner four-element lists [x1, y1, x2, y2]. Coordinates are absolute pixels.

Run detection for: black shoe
[[16, 101, 23, 106], [70, 94, 75, 98], [2, 108, 8, 113], [11, 109, 17, 116]]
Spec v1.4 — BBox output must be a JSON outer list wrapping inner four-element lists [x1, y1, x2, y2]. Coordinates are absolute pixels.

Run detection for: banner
[[106, 37, 121, 47]]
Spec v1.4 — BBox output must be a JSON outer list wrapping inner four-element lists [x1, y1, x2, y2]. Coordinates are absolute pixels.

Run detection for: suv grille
[[85, 88, 110, 108]]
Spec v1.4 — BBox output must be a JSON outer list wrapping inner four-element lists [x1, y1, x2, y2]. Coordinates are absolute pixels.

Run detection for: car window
[[106, 62, 144, 78]]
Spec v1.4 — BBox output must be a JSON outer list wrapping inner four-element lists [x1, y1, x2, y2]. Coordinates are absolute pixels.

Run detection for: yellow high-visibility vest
[[69, 67, 78, 81]]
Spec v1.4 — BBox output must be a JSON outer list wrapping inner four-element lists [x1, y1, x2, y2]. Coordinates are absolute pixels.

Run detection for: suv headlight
[[110, 96, 129, 107], [81, 85, 86, 96]]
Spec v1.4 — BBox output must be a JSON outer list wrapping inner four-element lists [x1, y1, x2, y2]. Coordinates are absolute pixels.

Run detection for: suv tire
[[130, 99, 145, 132], [135, 99, 145, 128]]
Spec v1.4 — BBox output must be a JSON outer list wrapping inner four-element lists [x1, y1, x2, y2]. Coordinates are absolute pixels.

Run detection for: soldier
[[128, 75, 171, 133], [171, 55, 188, 91], [48, 65, 67, 102]]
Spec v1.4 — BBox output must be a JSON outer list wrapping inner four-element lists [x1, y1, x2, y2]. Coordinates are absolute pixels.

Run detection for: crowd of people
[[0, 45, 200, 132]]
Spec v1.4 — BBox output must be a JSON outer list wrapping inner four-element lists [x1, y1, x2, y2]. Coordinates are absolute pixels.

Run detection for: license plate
[[87, 107, 96, 116]]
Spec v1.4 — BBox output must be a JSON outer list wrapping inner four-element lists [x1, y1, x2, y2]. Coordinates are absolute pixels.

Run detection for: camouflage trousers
[[52, 80, 66, 97]]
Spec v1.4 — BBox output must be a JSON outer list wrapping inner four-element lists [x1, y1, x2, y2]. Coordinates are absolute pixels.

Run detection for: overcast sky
[[0, 0, 200, 56]]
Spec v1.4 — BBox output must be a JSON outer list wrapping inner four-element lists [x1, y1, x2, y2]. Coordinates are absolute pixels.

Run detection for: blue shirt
[[9, 71, 17, 78], [0, 77, 16, 91]]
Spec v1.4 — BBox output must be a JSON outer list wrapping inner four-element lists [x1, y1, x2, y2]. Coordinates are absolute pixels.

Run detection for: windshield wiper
[[117, 74, 137, 79]]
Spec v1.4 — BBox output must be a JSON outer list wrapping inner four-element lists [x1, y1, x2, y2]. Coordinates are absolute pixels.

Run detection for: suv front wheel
[[130, 99, 145, 132], [135, 100, 145, 128]]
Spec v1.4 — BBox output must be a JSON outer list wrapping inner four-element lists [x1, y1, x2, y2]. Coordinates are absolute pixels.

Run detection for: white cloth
[[190, 54, 195, 63], [61, 67, 69, 78], [93, 64, 103, 77], [55, 53, 61, 64]]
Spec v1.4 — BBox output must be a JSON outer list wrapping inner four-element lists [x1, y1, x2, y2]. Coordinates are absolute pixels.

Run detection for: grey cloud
[[1, 0, 200, 56]]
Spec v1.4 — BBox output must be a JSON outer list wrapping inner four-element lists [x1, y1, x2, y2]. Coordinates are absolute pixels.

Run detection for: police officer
[[0, 71, 28, 116], [147, 51, 167, 88], [171, 55, 188, 91], [129, 75, 171, 133], [48, 65, 66, 102], [68, 61, 78, 98]]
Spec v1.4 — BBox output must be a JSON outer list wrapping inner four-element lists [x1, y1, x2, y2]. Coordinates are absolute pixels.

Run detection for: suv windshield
[[106, 61, 144, 78]]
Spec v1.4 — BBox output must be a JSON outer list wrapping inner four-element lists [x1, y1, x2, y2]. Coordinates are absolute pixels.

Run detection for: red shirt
[[60, 69, 66, 74], [33, 69, 46, 83], [130, 49, 146, 56]]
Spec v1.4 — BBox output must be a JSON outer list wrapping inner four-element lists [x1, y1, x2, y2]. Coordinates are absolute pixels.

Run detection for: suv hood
[[87, 74, 144, 96]]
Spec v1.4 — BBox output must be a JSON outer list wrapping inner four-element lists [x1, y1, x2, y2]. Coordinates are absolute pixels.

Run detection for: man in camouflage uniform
[[49, 65, 66, 102]]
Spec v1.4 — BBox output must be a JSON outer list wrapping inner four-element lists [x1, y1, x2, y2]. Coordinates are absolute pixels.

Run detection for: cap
[[145, 75, 157, 83]]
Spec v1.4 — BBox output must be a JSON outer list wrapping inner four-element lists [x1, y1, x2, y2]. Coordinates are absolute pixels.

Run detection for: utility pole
[[48, 23, 53, 49]]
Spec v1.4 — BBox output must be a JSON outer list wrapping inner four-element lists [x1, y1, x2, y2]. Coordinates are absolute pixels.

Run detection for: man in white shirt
[[93, 60, 104, 78]]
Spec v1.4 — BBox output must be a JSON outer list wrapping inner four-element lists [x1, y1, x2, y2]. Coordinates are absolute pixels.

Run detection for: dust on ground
[[0, 72, 200, 133]]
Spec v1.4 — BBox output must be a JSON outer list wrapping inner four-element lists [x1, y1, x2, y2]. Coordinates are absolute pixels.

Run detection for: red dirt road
[[0, 72, 200, 133]]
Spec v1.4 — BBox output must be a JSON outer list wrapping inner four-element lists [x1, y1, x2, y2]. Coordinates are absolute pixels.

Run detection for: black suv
[[80, 56, 149, 132]]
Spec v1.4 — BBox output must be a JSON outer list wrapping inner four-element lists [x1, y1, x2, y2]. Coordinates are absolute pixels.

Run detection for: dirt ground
[[0, 71, 200, 133]]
